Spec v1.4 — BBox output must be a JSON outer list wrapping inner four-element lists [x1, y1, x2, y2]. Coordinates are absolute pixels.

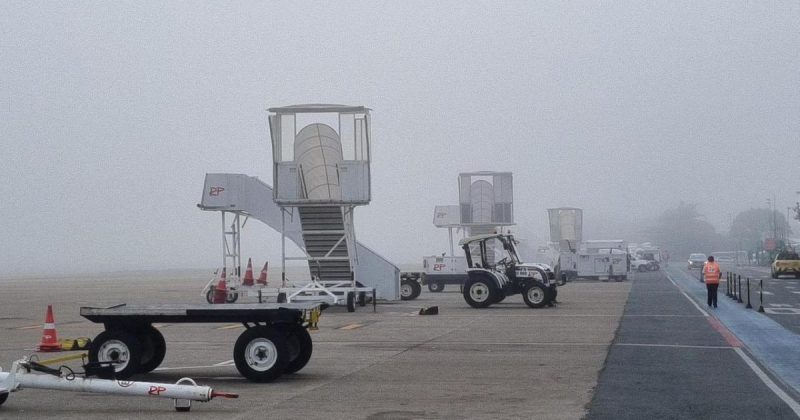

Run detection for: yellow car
[[771, 251, 800, 279]]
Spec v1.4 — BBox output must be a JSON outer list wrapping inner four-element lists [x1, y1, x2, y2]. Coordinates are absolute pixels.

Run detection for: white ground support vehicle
[[459, 233, 563, 309], [559, 240, 630, 281], [399, 255, 469, 300]]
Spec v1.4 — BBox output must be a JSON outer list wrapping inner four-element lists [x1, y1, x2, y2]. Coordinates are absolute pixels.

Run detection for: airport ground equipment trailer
[[459, 233, 563, 308], [80, 302, 322, 383], [399, 255, 469, 300]]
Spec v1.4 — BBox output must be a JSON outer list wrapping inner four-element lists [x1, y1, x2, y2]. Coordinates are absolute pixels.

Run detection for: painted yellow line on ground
[[338, 323, 363, 330], [216, 324, 243, 330]]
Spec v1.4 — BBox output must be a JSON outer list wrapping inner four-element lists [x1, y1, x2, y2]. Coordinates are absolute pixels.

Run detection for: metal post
[[758, 279, 765, 313], [730, 274, 737, 300], [745, 278, 752, 309], [737, 274, 743, 303], [281, 209, 286, 287], [726, 272, 730, 297], [448, 227, 454, 257]]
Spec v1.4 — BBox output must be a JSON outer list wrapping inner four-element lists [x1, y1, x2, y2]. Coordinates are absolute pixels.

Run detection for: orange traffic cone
[[257, 261, 268, 285], [213, 268, 228, 304], [242, 258, 254, 287], [38, 305, 61, 352]]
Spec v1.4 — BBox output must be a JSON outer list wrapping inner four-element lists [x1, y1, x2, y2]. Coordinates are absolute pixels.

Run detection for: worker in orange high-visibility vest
[[703, 255, 721, 308]]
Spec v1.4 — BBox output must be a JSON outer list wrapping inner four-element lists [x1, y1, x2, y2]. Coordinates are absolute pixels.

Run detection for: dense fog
[[1, 2, 798, 275]]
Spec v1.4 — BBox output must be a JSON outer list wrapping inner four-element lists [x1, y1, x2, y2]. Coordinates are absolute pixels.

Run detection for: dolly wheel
[[233, 326, 288, 382], [137, 326, 167, 373], [346, 292, 356, 312], [275, 324, 313, 374], [88, 330, 142, 379]]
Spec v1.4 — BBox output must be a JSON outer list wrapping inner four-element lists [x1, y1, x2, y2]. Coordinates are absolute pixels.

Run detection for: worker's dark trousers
[[706, 283, 719, 307]]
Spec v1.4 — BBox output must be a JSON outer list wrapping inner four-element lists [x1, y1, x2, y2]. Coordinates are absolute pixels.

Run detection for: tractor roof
[[458, 233, 510, 246]]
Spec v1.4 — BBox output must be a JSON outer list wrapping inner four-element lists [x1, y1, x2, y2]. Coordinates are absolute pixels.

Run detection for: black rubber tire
[[771, 271, 778, 279], [137, 326, 167, 373], [88, 329, 142, 380], [205, 288, 214, 304], [638, 265, 647, 272], [463, 278, 496, 308], [233, 326, 289, 382], [427, 282, 444, 293], [226, 291, 238, 303], [0, 390, 8, 406], [275, 324, 313, 374], [358, 291, 367, 307], [400, 279, 421, 301], [277, 292, 287, 303], [546, 285, 558, 303], [522, 282, 548, 309], [346, 292, 356, 312]]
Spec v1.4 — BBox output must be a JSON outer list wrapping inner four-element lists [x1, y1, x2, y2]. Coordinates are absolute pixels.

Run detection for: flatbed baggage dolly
[[80, 302, 323, 383]]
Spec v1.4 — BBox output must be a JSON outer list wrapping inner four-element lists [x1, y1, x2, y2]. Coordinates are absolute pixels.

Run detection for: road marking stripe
[[733, 347, 800, 417], [339, 323, 363, 330], [665, 272, 709, 317], [155, 364, 233, 371], [16, 325, 41, 330], [216, 324, 243, 330], [615, 343, 734, 349], [213, 359, 235, 366]]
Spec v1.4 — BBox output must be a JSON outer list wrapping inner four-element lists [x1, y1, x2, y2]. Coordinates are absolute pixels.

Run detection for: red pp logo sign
[[209, 186, 225, 196]]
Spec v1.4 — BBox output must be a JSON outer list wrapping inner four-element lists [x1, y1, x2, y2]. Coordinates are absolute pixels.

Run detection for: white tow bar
[[0, 359, 238, 412]]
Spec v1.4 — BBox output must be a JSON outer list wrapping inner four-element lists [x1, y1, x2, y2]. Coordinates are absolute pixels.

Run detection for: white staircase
[[199, 173, 399, 300]]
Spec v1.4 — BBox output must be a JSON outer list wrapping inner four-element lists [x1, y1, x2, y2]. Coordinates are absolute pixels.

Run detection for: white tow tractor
[[459, 233, 564, 308]]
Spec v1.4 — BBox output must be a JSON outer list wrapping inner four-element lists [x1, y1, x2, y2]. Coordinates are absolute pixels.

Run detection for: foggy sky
[[1, 1, 798, 275]]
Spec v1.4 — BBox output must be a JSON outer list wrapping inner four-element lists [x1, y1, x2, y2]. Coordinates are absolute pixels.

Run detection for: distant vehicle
[[771, 251, 800, 279], [630, 255, 651, 272], [687, 253, 707, 270]]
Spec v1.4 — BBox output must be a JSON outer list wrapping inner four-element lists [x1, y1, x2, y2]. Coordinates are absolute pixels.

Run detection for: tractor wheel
[[233, 326, 288, 382], [346, 292, 356, 312], [427, 281, 444, 293], [400, 279, 421, 301], [638, 265, 647, 272], [522, 282, 548, 309], [463, 278, 496, 308]]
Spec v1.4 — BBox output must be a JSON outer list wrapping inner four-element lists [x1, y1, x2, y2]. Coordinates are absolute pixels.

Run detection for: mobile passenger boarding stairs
[[199, 105, 399, 310]]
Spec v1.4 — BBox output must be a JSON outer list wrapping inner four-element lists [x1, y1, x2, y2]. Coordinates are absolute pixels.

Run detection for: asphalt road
[[587, 269, 799, 419]]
